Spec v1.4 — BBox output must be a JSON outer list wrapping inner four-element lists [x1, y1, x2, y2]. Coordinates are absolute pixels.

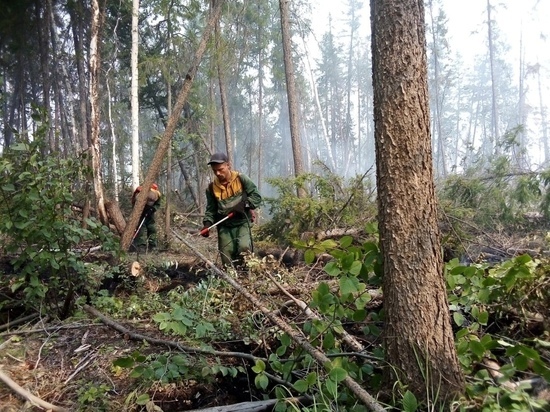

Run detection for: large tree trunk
[[279, 0, 306, 198], [370, 0, 464, 402]]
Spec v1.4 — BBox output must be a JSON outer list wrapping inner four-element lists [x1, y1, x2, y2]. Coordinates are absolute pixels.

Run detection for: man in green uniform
[[131, 183, 161, 250], [201, 153, 262, 267]]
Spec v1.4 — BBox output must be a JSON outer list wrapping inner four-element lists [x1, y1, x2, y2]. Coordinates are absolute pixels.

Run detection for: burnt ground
[[0, 233, 325, 412]]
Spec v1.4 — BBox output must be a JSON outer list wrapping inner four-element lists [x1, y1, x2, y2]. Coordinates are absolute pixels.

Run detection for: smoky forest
[[0, 0, 549, 411]]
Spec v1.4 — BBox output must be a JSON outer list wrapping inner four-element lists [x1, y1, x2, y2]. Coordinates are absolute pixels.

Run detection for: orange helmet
[[151, 183, 158, 190]]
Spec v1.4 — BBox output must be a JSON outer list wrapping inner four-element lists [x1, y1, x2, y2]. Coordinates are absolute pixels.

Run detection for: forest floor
[[0, 231, 325, 412], [0, 227, 548, 411]]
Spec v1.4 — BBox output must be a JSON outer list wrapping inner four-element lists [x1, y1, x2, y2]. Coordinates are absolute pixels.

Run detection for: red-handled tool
[[199, 212, 235, 236]]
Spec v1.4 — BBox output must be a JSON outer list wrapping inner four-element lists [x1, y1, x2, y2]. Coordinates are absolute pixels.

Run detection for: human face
[[210, 162, 231, 183]]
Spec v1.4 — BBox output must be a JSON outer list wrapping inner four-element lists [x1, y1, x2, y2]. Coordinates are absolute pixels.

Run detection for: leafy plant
[[260, 172, 377, 242], [0, 137, 119, 316]]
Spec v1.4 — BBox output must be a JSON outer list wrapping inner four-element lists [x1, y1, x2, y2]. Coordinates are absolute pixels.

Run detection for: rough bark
[[105, 200, 126, 234], [370, 0, 464, 401]]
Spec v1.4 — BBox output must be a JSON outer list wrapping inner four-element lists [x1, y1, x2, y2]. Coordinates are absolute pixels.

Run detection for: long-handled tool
[[132, 214, 148, 242], [199, 212, 235, 236]]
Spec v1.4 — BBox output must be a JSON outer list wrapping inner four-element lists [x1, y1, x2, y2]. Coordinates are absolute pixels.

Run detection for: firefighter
[[131, 183, 161, 250]]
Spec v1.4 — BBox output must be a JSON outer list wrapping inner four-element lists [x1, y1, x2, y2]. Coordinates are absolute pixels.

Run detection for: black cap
[[207, 152, 229, 165]]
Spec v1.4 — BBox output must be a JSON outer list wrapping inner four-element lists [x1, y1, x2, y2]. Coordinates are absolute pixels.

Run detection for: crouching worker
[[131, 183, 161, 250], [201, 153, 262, 267]]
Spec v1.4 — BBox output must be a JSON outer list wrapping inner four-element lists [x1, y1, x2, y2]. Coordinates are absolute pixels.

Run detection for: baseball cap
[[207, 152, 229, 165]]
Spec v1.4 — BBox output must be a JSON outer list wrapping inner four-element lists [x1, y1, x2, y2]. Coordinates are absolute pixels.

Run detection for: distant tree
[[89, 0, 109, 225], [370, 0, 464, 402], [279, 0, 306, 197], [131, 0, 140, 189]]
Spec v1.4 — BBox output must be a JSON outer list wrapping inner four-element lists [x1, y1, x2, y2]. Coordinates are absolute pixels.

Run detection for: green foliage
[[255, 231, 383, 410], [446, 256, 550, 410], [439, 162, 550, 232], [0, 138, 119, 316], [253, 227, 548, 411], [260, 172, 376, 242], [113, 350, 244, 386], [76, 382, 111, 410]]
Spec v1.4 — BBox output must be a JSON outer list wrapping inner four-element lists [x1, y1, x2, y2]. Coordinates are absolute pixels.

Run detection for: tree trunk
[[370, 0, 464, 402], [487, 0, 499, 154], [69, 0, 89, 152], [215, 17, 233, 163], [279, 0, 306, 198], [165, 80, 172, 242], [131, 0, 140, 189], [89, 0, 108, 225]]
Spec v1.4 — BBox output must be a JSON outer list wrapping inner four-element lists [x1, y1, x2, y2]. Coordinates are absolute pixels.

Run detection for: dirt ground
[[0, 233, 320, 412]]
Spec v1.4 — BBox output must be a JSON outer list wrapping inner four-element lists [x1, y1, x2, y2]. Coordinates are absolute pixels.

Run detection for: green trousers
[[134, 212, 157, 248], [217, 224, 252, 266]]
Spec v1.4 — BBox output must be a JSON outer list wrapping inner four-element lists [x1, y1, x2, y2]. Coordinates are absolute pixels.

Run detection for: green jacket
[[203, 172, 261, 228]]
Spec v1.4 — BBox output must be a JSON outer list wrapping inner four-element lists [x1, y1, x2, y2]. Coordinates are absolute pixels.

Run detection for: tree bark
[[370, 0, 464, 401], [89, 0, 109, 225], [279, 0, 306, 198], [131, 0, 140, 189], [214, 5, 233, 163]]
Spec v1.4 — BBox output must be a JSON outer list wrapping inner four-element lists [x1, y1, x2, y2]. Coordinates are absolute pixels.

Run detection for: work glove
[[200, 223, 211, 237]]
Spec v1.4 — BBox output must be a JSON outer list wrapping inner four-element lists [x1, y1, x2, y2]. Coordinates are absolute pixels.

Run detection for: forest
[[0, 0, 549, 411]]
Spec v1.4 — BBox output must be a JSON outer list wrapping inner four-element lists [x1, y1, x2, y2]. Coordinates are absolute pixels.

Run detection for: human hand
[[200, 225, 211, 237]]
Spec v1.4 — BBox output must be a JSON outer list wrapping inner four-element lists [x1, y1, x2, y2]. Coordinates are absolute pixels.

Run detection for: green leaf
[[513, 355, 529, 371], [305, 372, 317, 385], [469, 340, 486, 358], [519, 345, 540, 360], [152, 312, 171, 322], [112, 357, 135, 368], [135, 394, 150, 405], [324, 261, 341, 276], [339, 236, 353, 248], [340, 275, 360, 295], [320, 239, 338, 249], [328, 367, 347, 382], [453, 311, 465, 327], [292, 379, 309, 393], [251, 359, 266, 373], [349, 260, 362, 276], [255, 373, 269, 390], [476, 311, 489, 325], [279, 333, 291, 346], [514, 254, 532, 264], [402, 390, 418, 412], [304, 249, 316, 264], [322, 331, 335, 350]]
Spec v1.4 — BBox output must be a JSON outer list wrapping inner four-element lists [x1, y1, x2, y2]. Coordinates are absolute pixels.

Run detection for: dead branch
[[184, 397, 305, 412], [0, 313, 39, 332], [172, 229, 385, 412], [0, 368, 68, 412], [82, 304, 260, 364], [263, 271, 365, 352]]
